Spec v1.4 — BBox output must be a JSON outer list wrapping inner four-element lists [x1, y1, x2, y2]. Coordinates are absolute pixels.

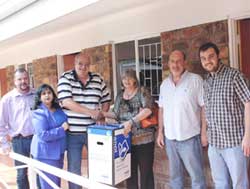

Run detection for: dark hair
[[33, 84, 60, 110], [198, 42, 220, 57], [14, 68, 28, 78]]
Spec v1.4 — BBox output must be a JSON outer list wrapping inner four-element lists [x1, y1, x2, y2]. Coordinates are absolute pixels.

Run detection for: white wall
[[0, 0, 249, 68]]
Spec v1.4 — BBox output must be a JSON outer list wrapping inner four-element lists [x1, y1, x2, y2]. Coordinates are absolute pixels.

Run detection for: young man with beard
[[0, 68, 35, 189], [199, 42, 250, 188]]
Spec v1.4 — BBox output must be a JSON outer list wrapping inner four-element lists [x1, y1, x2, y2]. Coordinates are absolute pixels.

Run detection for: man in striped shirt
[[199, 42, 250, 189], [57, 52, 111, 189]]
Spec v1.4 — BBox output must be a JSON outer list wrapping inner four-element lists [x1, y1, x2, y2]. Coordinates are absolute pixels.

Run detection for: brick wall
[[82, 44, 113, 98], [63, 53, 78, 72], [32, 55, 58, 91], [161, 20, 229, 79]]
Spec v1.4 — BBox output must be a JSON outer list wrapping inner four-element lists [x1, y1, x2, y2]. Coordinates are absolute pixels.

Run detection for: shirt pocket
[[176, 87, 194, 106]]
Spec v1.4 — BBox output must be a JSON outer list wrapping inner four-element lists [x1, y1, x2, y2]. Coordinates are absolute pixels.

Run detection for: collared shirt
[[158, 71, 204, 141], [57, 70, 111, 133], [31, 103, 67, 159], [0, 88, 35, 149], [204, 63, 250, 148]]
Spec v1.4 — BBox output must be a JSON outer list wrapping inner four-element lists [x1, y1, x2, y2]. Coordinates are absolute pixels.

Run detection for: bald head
[[169, 50, 186, 61], [75, 53, 90, 65]]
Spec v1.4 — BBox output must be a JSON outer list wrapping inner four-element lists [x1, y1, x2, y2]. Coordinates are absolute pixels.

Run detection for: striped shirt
[[204, 63, 250, 148], [57, 70, 111, 133]]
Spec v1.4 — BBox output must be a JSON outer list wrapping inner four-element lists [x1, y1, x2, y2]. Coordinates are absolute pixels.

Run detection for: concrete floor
[[0, 154, 125, 189], [0, 154, 16, 189]]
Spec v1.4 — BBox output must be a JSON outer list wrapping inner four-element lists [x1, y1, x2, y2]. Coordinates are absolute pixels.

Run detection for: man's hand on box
[[91, 110, 104, 121]]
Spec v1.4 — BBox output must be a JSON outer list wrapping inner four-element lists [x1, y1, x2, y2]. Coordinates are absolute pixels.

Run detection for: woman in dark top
[[103, 69, 155, 189]]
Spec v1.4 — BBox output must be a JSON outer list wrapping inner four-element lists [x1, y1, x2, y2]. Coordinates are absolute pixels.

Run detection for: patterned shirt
[[113, 88, 155, 145], [57, 70, 111, 133], [204, 63, 250, 148]]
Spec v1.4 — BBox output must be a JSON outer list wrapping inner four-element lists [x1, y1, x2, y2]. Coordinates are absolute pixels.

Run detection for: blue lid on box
[[88, 124, 123, 135]]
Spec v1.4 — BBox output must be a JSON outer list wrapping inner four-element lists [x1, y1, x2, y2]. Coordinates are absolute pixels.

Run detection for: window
[[115, 37, 162, 98], [27, 63, 34, 88], [115, 41, 136, 92], [138, 37, 162, 98]]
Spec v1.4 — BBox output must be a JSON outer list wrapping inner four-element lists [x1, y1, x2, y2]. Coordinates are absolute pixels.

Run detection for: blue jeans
[[165, 135, 206, 189], [208, 145, 248, 189], [66, 132, 87, 189], [12, 136, 32, 189]]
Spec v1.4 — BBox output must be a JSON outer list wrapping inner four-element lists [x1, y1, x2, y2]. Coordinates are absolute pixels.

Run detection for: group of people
[[0, 41, 249, 189], [0, 52, 154, 189], [0, 69, 69, 189]]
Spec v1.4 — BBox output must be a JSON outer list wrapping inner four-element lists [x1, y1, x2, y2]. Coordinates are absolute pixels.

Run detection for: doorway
[[230, 14, 250, 188], [238, 18, 250, 80]]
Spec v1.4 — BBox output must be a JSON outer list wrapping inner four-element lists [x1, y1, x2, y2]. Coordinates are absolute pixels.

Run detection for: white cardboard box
[[87, 124, 131, 185]]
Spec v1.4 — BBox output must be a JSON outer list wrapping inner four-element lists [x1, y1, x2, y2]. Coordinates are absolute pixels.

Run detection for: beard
[[204, 63, 219, 73], [17, 83, 29, 92]]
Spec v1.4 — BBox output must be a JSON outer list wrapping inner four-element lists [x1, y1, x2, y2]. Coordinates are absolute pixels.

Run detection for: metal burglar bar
[[139, 42, 162, 97], [115, 38, 162, 97]]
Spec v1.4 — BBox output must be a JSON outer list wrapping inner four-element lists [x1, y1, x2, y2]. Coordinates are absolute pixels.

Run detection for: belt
[[13, 134, 33, 139]]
